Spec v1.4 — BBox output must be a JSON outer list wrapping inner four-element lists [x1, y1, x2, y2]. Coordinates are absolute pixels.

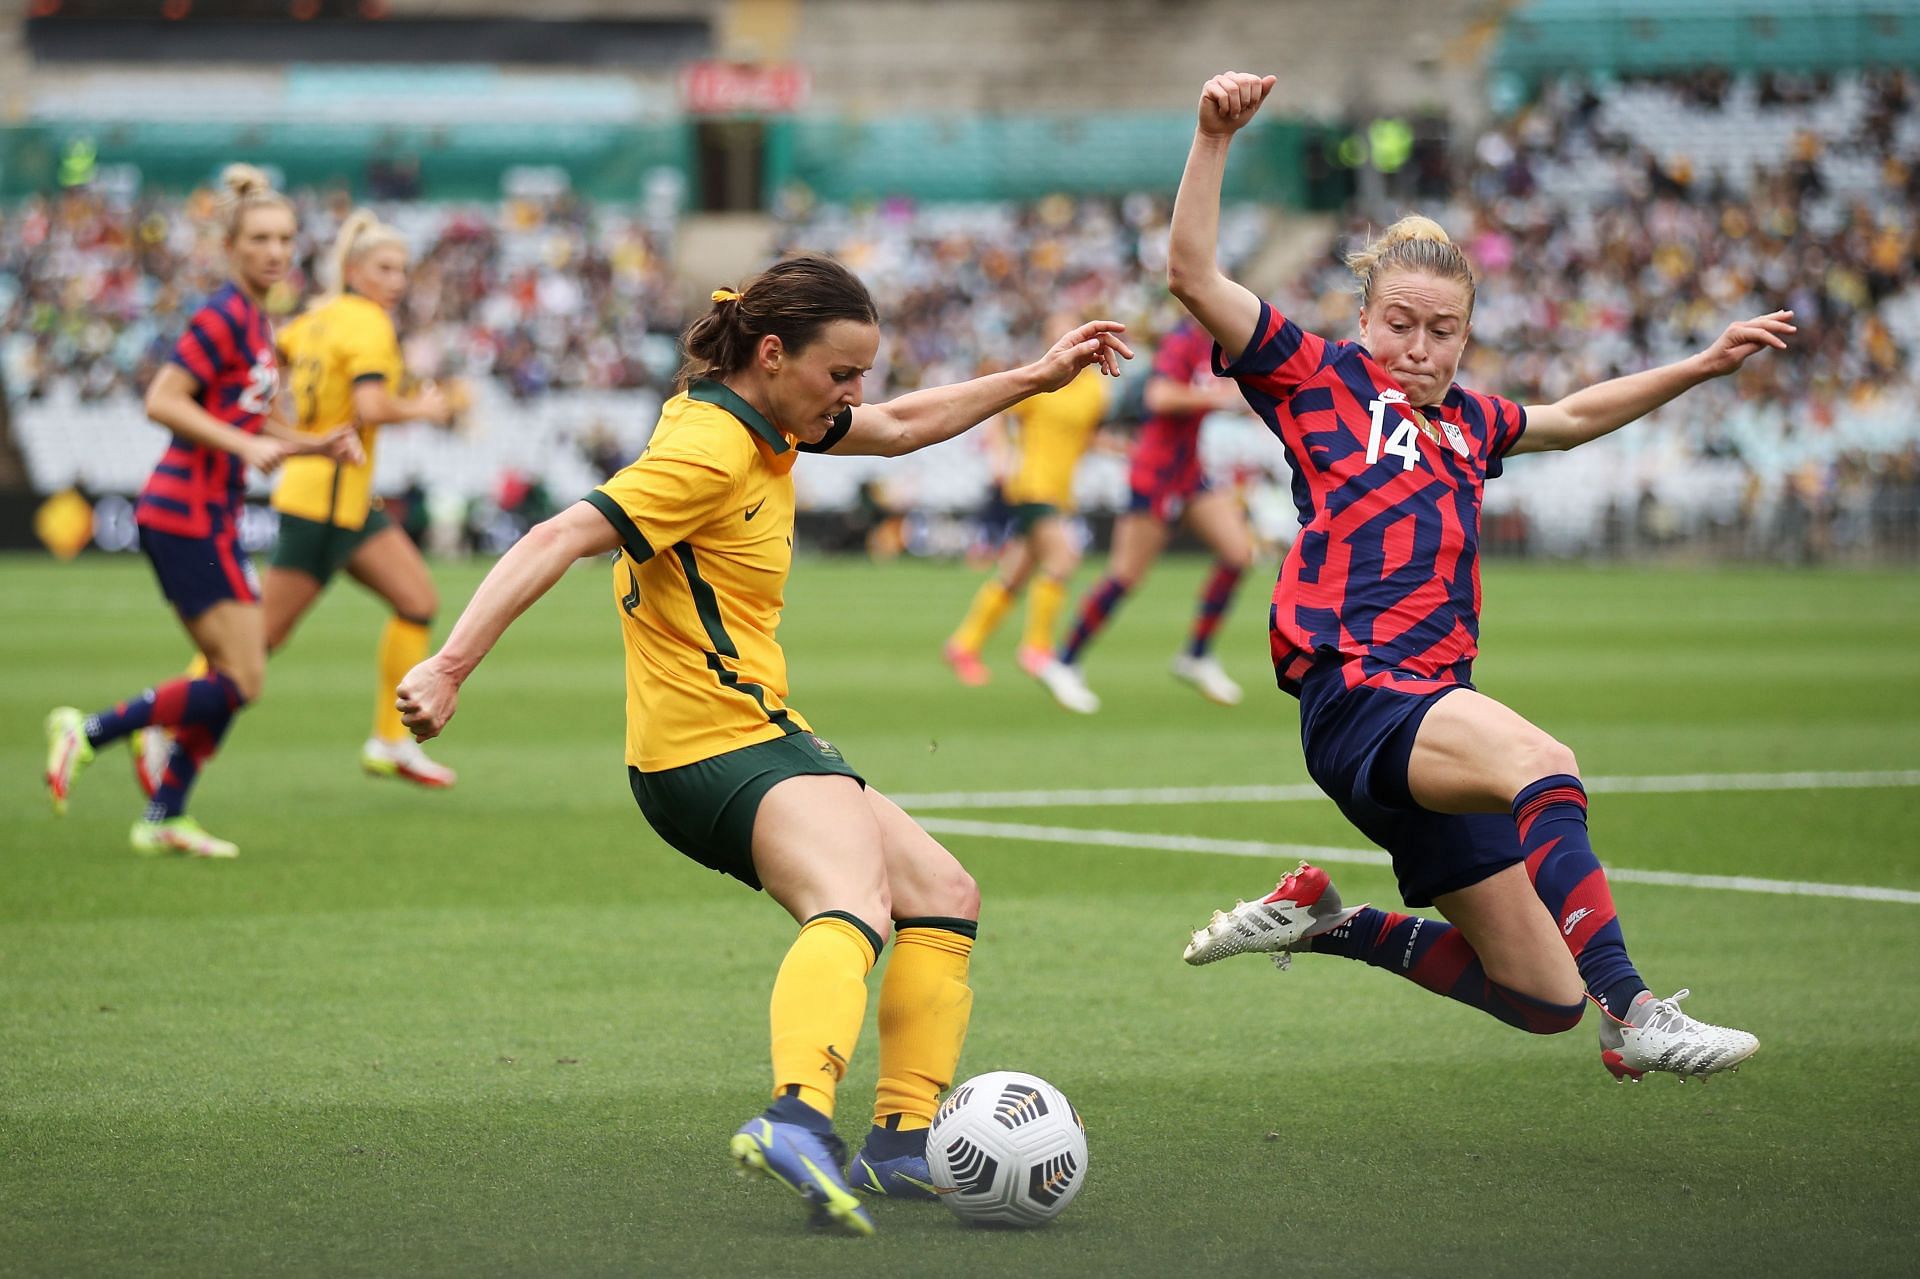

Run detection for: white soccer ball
[[926, 1070, 1088, 1227]]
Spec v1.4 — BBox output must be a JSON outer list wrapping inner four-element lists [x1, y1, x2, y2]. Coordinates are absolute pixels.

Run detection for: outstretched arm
[[827, 320, 1132, 457], [353, 377, 456, 429], [1168, 72, 1276, 363], [1513, 311, 1796, 454], [396, 501, 621, 739], [1144, 376, 1244, 416]]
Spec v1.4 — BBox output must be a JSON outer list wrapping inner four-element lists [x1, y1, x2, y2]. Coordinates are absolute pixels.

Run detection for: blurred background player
[[942, 313, 1111, 686], [394, 256, 1128, 1235], [261, 209, 461, 787], [135, 210, 462, 791], [1036, 312, 1255, 714], [1172, 72, 1780, 1081], [45, 165, 357, 858]]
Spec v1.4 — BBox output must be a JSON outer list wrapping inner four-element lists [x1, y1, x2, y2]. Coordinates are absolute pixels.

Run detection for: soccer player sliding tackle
[[1169, 72, 1789, 1082]]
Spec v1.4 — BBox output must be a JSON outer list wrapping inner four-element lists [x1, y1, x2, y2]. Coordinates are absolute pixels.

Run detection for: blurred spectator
[[1274, 68, 1920, 561], [3, 69, 1915, 560], [0, 187, 685, 406]]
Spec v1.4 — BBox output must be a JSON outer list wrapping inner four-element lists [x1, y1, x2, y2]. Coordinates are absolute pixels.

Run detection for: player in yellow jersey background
[[268, 210, 462, 786], [943, 311, 1112, 687], [393, 256, 1130, 1236]]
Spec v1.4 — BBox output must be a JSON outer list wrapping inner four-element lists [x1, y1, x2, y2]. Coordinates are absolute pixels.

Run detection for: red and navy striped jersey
[[1217, 301, 1527, 695], [136, 283, 278, 538], [1128, 321, 1219, 493]]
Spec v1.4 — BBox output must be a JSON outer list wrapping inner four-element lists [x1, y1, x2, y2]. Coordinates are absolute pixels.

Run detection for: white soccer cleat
[[132, 726, 174, 800], [361, 736, 458, 789], [130, 815, 239, 859], [1599, 989, 1759, 1082], [1170, 653, 1243, 706], [1183, 861, 1364, 967], [1034, 658, 1100, 714]]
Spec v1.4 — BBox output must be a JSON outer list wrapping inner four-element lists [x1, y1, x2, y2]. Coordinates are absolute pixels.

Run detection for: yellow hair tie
[[710, 288, 741, 304]]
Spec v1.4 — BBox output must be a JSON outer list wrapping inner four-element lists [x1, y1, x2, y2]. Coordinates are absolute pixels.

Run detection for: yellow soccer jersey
[[1003, 367, 1107, 509], [586, 381, 851, 773], [273, 292, 404, 530]]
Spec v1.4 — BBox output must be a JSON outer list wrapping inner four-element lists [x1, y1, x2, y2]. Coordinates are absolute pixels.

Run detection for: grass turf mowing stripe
[[915, 817, 1920, 905], [892, 768, 1920, 810]]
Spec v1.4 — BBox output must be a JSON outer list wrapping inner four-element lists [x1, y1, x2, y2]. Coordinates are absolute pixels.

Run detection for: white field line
[[892, 769, 1920, 811], [912, 818, 1920, 906]]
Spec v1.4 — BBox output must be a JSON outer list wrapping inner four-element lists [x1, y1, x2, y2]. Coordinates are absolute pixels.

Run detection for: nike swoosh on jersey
[[745, 497, 767, 520]]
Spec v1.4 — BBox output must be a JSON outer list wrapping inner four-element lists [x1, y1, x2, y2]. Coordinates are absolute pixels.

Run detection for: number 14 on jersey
[[1365, 393, 1423, 472], [1365, 392, 1468, 471]]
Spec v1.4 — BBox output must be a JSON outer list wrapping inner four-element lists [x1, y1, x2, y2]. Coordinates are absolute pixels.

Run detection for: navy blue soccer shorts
[[1295, 658, 1525, 907], [1125, 471, 1211, 524], [140, 524, 260, 620]]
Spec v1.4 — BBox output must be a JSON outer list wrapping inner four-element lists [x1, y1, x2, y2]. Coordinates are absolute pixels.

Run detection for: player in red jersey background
[[44, 165, 358, 859], [1034, 315, 1256, 713], [1174, 73, 1793, 1081]]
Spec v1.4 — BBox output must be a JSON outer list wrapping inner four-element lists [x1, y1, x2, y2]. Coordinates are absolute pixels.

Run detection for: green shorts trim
[[271, 506, 390, 583], [628, 731, 864, 890], [1010, 502, 1060, 535]]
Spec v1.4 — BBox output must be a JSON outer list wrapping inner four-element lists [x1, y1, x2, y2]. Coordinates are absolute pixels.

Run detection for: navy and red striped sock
[[1184, 562, 1243, 658], [146, 695, 242, 821], [1513, 774, 1648, 1017], [1058, 577, 1130, 666], [1307, 907, 1586, 1034], [87, 672, 245, 748]]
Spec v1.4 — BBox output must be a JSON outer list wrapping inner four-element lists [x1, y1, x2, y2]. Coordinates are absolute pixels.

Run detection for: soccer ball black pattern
[[926, 1070, 1088, 1226], [942, 1135, 1000, 1194]]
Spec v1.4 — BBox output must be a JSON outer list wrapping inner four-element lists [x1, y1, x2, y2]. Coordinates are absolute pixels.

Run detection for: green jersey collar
[[687, 379, 790, 454]]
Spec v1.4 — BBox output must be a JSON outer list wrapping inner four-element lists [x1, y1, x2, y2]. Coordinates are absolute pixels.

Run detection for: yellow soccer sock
[[874, 917, 976, 1129], [1022, 576, 1067, 654], [373, 616, 430, 742], [186, 653, 210, 679], [949, 579, 1015, 655], [771, 911, 881, 1118]]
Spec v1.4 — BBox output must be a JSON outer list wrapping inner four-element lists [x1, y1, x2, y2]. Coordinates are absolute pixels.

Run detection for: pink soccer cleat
[[942, 642, 991, 687]]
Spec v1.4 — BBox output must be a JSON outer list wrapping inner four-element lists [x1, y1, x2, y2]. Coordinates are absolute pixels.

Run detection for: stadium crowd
[[0, 185, 683, 406], [1295, 68, 1920, 556], [2, 70, 1915, 557]]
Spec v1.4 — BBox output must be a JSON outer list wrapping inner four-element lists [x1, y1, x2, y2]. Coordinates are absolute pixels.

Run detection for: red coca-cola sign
[[679, 61, 811, 115]]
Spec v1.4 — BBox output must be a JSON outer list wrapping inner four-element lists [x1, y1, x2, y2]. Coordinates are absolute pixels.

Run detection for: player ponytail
[[677, 254, 878, 391], [321, 208, 408, 298], [216, 163, 292, 242], [1346, 215, 1476, 314]]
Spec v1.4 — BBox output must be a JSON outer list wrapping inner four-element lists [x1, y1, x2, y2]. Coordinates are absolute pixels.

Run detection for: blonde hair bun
[[1344, 213, 1475, 311], [213, 162, 292, 240], [220, 163, 272, 199], [1378, 214, 1452, 248]]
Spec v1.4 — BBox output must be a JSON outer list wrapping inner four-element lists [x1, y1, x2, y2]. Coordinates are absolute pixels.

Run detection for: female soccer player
[[1173, 73, 1787, 1081], [44, 165, 358, 858], [942, 324, 1109, 685], [1035, 314, 1256, 714], [265, 209, 460, 787], [394, 256, 1129, 1234]]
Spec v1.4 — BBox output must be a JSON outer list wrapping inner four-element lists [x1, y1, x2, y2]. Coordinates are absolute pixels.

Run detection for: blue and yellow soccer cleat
[[730, 1112, 875, 1237], [44, 707, 95, 816], [848, 1136, 940, 1201]]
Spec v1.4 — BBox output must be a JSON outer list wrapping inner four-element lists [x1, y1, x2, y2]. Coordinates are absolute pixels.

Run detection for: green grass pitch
[[4, 551, 1918, 1277]]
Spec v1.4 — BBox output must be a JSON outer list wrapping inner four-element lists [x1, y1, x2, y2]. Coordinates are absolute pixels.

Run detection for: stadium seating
[[3, 68, 1914, 556]]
